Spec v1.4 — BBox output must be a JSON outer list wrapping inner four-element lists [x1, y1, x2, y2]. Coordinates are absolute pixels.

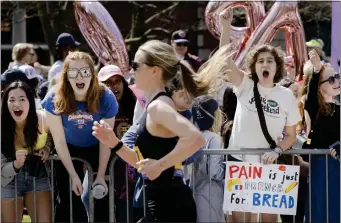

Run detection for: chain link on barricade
[[106, 148, 333, 223]]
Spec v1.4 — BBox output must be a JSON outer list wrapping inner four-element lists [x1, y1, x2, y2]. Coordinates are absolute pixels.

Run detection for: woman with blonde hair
[[92, 39, 209, 222], [8, 43, 35, 69], [41, 51, 118, 222]]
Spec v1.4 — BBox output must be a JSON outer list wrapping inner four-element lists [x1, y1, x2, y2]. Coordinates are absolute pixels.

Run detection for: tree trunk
[[126, 3, 146, 59], [37, 2, 56, 64]]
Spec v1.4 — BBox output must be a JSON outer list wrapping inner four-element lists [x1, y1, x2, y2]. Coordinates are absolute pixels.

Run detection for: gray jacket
[[193, 131, 226, 222], [1, 153, 18, 187]]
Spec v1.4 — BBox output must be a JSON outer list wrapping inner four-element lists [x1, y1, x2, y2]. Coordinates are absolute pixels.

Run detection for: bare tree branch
[[125, 27, 170, 44], [130, 1, 156, 9], [125, 34, 158, 44], [144, 2, 179, 25], [143, 27, 170, 36]]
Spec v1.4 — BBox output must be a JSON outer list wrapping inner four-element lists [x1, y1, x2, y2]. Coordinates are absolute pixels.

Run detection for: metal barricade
[[198, 149, 333, 223], [106, 148, 338, 223], [2, 155, 94, 223], [49, 155, 95, 222]]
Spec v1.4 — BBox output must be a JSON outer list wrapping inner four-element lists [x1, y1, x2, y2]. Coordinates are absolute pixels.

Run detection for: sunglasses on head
[[176, 42, 188, 47], [67, 67, 92, 79], [319, 73, 340, 85]]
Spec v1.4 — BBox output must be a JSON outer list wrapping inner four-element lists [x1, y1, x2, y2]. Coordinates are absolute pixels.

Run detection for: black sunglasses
[[319, 73, 340, 85], [176, 42, 188, 47], [131, 61, 153, 71]]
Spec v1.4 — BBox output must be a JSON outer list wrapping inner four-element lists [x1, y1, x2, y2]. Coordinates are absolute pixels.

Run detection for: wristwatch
[[274, 147, 283, 156]]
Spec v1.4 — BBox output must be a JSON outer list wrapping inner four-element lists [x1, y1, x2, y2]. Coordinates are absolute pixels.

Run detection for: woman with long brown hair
[[1, 81, 53, 223], [41, 51, 118, 222]]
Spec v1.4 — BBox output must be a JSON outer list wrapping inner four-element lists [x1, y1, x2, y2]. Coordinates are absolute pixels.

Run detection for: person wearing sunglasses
[[303, 49, 340, 223], [41, 51, 118, 222], [170, 30, 202, 72], [92, 40, 210, 222]]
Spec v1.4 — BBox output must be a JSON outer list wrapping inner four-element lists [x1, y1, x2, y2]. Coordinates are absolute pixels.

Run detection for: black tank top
[[135, 92, 181, 185]]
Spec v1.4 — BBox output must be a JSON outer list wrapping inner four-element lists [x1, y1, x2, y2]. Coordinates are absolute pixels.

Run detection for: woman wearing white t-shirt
[[215, 44, 301, 222]]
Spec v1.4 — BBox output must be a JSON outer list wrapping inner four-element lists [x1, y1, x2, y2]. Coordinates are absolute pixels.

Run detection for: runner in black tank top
[[135, 92, 196, 222], [92, 40, 209, 222]]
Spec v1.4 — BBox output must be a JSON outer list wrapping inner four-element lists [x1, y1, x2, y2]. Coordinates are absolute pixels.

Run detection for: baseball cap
[[172, 30, 190, 43], [18, 65, 40, 80], [56, 33, 80, 47], [98, 65, 124, 82], [1, 68, 29, 85], [192, 96, 219, 131], [306, 39, 324, 49]]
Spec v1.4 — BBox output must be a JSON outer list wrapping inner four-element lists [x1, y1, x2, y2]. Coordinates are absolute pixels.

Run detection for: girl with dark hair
[[41, 51, 118, 222], [92, 39, 209, 222], [1, 81, 53, 223]]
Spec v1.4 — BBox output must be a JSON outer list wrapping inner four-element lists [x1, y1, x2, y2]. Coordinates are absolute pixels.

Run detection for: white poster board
[[223, 162, 300, 215]]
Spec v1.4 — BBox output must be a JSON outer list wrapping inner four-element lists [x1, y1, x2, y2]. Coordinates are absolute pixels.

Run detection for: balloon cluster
[[205, 1, 307, 76]]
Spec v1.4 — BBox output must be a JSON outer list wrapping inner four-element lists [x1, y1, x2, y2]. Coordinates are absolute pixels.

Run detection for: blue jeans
[[1, 161, 51, 199], [81, 171, 90, 214]]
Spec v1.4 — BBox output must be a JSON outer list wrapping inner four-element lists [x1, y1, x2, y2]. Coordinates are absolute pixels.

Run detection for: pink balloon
[[129, 85, 146, 108], [74, 0, 129, 74], [205, 1, 266, 54], [235, 1, 307, 76]]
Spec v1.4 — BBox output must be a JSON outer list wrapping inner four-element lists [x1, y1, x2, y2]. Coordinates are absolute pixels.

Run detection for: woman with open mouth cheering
[[1, 81, 53, 223], [200, 42, 301, 222], [41, 51, 118, 222]]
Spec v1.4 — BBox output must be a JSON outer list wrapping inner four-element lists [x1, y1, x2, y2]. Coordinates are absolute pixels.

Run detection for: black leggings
[[54, 143, 112, 222], [138, 178, 197, 222]]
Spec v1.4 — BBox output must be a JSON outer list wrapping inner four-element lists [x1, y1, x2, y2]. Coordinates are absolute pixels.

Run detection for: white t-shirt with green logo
[[228, 74, 301, 162]]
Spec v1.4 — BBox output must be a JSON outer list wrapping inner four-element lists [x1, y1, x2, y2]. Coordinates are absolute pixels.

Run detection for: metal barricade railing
[[108, 155, 118, 223], [7, 148, 335, 223], [198, 149, 334, 223], [4, 155, 95, 223], [106, 148, 337, 223], [49, 155, 95, 223]]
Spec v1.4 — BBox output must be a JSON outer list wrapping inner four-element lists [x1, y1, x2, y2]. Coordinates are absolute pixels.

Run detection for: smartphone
[[284, 56, 294, 64], [329, 141, 340, 158]]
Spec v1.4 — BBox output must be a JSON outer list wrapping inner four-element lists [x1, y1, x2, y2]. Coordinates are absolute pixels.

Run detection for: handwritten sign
[[223, 162, 300, 215]]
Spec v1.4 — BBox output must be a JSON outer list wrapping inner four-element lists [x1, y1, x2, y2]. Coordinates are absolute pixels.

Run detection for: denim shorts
[[1, 162, 51, 199]]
